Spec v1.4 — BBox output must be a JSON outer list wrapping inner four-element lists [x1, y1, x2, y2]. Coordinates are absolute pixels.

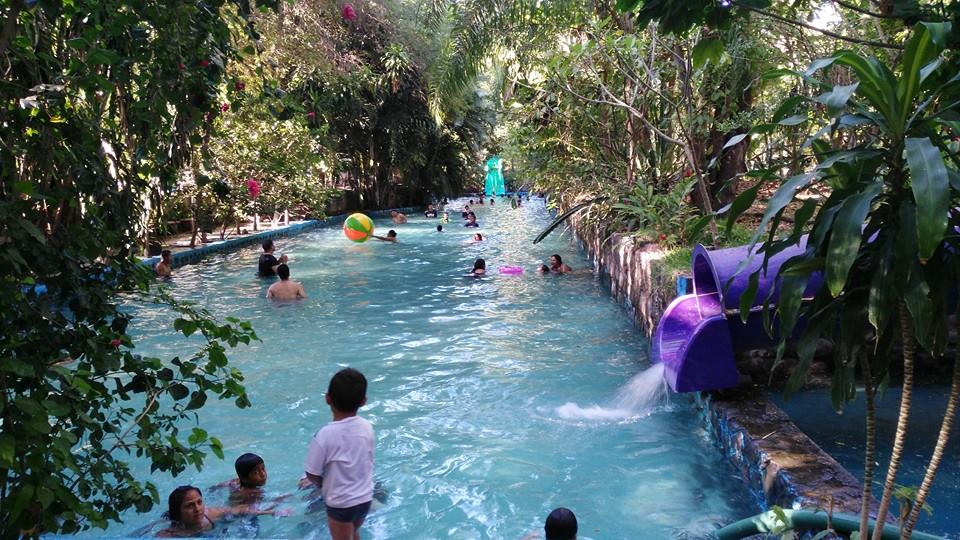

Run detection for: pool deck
[[563, 199, 870, 517], [141, 207, 420, 270]]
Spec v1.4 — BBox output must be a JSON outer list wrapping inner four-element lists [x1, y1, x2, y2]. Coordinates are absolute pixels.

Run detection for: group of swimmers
[[156, 368, 580, 540]]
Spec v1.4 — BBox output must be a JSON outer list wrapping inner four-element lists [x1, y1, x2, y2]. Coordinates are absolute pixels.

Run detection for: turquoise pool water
[[95, 199, 756, 539], [773, 387, 960, 538]]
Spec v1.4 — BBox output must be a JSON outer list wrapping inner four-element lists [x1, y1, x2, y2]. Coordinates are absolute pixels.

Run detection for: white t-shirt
[[304, 416, 375, 508]]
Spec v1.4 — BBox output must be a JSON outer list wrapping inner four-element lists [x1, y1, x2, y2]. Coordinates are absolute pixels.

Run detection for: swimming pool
[[772, 387, 960, 538], [92, 198, 756, 539]]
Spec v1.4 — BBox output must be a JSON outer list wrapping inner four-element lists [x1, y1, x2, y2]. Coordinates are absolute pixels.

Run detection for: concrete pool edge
[[140, 207, 420, 270], [562, 202, 867, 516]]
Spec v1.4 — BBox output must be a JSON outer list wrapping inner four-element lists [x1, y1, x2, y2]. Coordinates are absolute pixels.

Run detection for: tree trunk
[[901, 320, 960, 538], [860, 353, 877, 538], [872, 302, 916, 540]]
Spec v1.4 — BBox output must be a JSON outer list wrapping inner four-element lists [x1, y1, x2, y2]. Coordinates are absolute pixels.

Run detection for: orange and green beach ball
[[343, 213, 374, 243]]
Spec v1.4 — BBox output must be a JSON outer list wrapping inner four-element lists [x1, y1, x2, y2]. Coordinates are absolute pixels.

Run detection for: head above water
[[539, 264, 550, 273], [277, 264, 290, 280], [387, 230, 397, 238], [166, 485, 201, 522], [262, 239, 275, 253], [473, 258, 486, 271], [437, 225, 443, 232], [327, 368, 367, 413], [235, 453, 266, 488], [550, 254, 563, 266], [474, 233, 483, 241], [161, 249, 171, 261], [545, 507, 577, 540]]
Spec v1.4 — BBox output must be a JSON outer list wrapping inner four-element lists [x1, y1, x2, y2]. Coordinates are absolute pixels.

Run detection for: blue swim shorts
[[326, 500, 372, 524]]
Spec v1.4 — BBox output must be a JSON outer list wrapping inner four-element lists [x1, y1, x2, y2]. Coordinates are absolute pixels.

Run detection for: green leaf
[[725, 180, 763, 236], [615, 0, 642, 12], [905, 264, 934, 351], [825, 182, 881, 296], [0, 433, 16, 468], [905, 137, 949, 262], [868, 237, 896, 337], [771, 95, 805, 122], [815, 83, 859, 116], [692, 38, 723, 69], [18, 218, 47, 243], [739, 272, 759, 324], [86, 49, 123, 66], [168, 384, 189, 400], [898, 22, 951, 122]]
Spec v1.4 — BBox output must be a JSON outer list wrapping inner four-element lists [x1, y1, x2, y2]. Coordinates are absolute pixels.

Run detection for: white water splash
[[556, 363, 668, 421]]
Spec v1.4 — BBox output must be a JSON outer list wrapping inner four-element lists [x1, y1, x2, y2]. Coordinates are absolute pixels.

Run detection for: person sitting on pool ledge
[[471, 258, 486, 276], [156, 485, 275, 537], [258, 240, 288, 277], [549, 254, 572, 274], [266, 264, 306, 300], [372, 230, 398, 243], [390, 210, 408, 224]]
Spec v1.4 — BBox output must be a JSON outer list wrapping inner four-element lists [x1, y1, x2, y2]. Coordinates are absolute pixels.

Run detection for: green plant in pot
[[724, 21, 960, 539]]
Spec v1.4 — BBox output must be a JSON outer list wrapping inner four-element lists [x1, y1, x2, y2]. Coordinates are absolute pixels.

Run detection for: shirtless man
[[266, 264, 307, 300], [372, 230, 398, 243], [391, 210, 408, 224], [155, 250, 172, 277]]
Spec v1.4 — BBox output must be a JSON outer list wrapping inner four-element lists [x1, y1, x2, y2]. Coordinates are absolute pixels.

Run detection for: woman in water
[[473, 233, 483, 242], [471, 258, 486, 276], [156, 485, 275, 537]]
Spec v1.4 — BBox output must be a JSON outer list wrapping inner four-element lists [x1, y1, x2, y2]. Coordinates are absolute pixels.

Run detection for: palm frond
[[532, 197, 607, 244]]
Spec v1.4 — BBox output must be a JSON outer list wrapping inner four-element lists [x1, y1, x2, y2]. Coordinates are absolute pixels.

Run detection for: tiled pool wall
[[564, 203, 868, 516], [141, 207, 420, 270]]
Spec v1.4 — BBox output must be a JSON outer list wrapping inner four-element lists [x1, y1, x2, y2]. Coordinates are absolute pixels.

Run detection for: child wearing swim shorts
[[304, 368, 374, 540]]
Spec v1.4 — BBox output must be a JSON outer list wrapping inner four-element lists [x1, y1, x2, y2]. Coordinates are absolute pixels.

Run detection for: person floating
[[258, 240, 288, 277], [266, 264, 307, 300], [390, 210, 407, 224], [155, 249, 172, 277], [304, 368, 375, 540], [372, 230, 398, 243], [549, 254, 572, 273]]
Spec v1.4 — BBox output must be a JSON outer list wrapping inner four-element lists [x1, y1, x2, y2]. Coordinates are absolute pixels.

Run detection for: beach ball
[[343, 213, 374, 243]]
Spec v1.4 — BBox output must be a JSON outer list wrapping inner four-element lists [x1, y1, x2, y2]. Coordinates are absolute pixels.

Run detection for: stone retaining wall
[[564, 204, 867, 515]]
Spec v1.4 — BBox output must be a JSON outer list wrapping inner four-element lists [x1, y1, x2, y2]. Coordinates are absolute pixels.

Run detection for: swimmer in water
[[372, 230, 398, 243], [549, 254, 572, 273], [437, 225, 443, 232], [442, 212, 450, 223], [266, 264, 307, 300], [155, 249, 172, 277], [471, 258, 486, 276], [390, 210, 408, 224], [473, 233, 483, 242], [156, 485, 275, 537], [538, 264, 551, 274]]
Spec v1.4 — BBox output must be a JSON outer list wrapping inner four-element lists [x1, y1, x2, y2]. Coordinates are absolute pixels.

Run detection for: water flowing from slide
[[555, 362, 669, 421]]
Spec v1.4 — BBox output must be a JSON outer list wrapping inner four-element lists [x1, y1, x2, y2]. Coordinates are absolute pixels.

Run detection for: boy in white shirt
[[304, 368, 375, 540]]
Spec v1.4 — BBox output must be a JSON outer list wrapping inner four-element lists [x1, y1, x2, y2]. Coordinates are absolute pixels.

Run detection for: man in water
[[155, 249, 173, 277], [464, 214, 479, 228], [266, 264, 307, 300], [391, 210, 408, 224], [424, 204, 438, 218], [258, 240, 288, 277]]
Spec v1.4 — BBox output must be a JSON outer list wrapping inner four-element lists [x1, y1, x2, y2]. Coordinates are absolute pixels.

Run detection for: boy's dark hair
[[545, 507, 577, 540], [437, 225, 443, 232], [235, 453, 264, 486], [473, 258, 486, 271], [165, 485, 201, 521], [540, 264, 550, 273], [328, 368, 367, 413], [161, 249, 171, 258], [277, 264, 290, 280], [387, 230, 397, 238], [262, 239, 274, 252]]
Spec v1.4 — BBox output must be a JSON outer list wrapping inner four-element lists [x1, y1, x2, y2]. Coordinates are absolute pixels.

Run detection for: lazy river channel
[[93, 198, 757, 539]]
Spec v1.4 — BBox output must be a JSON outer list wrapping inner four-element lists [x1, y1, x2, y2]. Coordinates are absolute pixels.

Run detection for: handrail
[[717, 509, 946, 540]]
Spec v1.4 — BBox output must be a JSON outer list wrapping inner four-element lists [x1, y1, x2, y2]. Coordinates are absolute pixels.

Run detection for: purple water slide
[[654, 238, 823, 392]]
